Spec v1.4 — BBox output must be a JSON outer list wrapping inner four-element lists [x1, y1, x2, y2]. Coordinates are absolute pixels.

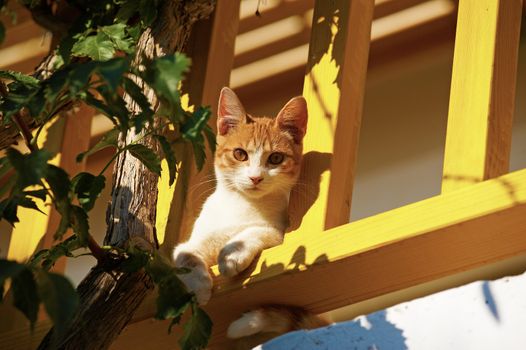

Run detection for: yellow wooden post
[[288, 0, 374, 235], [441, 0, 523, 192], [156, 0, 241, 249]]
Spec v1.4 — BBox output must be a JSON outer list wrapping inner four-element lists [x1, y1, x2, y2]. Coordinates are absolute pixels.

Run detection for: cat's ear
[[217, 87, 246, 135], [276, 96, 308, 144]]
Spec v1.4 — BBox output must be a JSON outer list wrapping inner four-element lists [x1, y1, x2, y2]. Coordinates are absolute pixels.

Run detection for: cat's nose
[[249, 176, 263, 185]]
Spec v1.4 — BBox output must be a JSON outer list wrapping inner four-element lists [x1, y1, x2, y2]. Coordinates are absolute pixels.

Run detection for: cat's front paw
[[173, 250, 213, 305], [178, 271, 213, 305], [218, 241, 256, 277]]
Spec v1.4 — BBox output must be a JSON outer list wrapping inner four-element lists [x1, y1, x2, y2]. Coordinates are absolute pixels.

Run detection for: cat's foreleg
[[173, 243, 213, 305], [218, 227, 283, 277]]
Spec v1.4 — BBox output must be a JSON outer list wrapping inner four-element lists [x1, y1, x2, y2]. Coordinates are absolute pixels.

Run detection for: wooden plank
[[294, 0, 373, 234], [155, 0, 240, 248], [373, 0, 428, 19], [234, 28, 311, 68], [1, 20, 46, 49], [112, 167, 526, 349], [441, 0, 523, 192], [323, 0, 374, 229], [238, 0, 314, 34]]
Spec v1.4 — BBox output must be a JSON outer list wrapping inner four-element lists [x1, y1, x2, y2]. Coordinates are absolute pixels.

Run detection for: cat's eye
[[233, 148, 248, 161], [268, 152, 285, 165]]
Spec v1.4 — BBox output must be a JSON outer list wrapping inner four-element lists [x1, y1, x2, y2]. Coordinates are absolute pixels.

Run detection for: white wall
[[258, 271, 526, 350]]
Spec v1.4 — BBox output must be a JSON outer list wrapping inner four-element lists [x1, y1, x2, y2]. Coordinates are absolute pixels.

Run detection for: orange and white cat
[[172, 87, 328, 342]]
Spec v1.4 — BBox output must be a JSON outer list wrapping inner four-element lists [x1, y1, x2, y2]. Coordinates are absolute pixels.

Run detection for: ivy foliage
[[0, 0, 214, 348]]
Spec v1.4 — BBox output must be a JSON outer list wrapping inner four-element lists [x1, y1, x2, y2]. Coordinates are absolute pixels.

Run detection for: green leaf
[[76, 127, 120, 162], [53, 202, 70, 241], [82, 91, 118, 124], [71, 24, 134, 61], [179, 305, 212, 350], [120, 247, 150, 273], [0, 197, 20, 225], [145, 251, 176, 284], [45, 165, 71, 201], [96, 86, 130, 131], [116, 0, 140, 22], [127, 144, 161, 176], [139, 0, 158, 26], [181, 107, 211, 141], [0, 156, 13, 179], [168, 303, 190, 333], [6, 148, 52, 189], [97, 57, 130, 92], [71, 172, 105, 211], [155, 274, 192, 320], [71, 32, 116, 61], [142, 54, 190, 110], [37, 271, 79, 337], [67, 61, 96, 95], [12, 268, 40, 330], [191, 140, 206, 171], [33, 237, 83, 271], [203, 125, 216, 154], [154, 135, 177, 185], [0, 70, 40, 87], [0, 259, 26, 302], [123, 77, 154, 131], [100, 23, 134, 54], [23, 189, 47, 201], [18, 197, 46, 215], [70, 205, 90, 247]]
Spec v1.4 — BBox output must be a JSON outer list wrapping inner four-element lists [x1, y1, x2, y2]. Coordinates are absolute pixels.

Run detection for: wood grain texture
[[112, 167, 526, 349], [441, 0, 523, 192], [290, 0, 373, 234], [324, 0, 374, 229]]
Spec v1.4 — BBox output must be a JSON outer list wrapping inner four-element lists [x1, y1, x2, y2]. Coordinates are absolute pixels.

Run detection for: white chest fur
[[191, 184, 289, 242]]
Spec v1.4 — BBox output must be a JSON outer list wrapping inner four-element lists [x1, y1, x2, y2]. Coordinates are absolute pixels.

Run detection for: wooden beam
[[1, 20, 46, 49], [0, 3, 32, 30], [234, 27, 311, 68], [238, 0, 314, 34], [296, 0, 373, 234], [111, 167, 526, 349], [441, 0, 523, 192], [323, 0, 374, 229], [373, 0, 429, 19]]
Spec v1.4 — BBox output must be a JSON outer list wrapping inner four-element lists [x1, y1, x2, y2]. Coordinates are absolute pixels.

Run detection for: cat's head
[[214, 87, 307, 199]]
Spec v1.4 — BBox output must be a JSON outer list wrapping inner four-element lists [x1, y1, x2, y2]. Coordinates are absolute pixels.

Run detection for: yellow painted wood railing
[[1, 1, 524, 349]]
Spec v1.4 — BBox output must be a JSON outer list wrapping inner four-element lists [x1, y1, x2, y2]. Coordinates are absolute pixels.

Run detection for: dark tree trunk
[[36, 1, 215, 349]]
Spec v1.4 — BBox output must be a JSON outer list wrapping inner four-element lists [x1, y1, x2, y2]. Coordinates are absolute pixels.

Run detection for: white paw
[[178, 271, 212, 305], [218, 241, 255, 277], [173, 250, 213, 305], [227, 310, 266, 338]]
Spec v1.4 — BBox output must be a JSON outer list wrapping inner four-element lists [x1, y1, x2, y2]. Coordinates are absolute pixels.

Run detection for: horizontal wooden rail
[[238, 0, 314, 34], [107, 167, 526, 349]]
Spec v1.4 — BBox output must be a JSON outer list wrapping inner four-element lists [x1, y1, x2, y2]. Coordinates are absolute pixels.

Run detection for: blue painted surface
[[261, 310, 407, 350]]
